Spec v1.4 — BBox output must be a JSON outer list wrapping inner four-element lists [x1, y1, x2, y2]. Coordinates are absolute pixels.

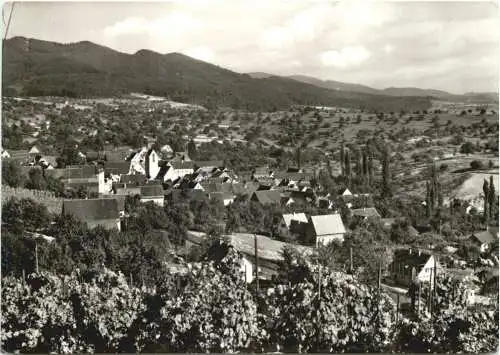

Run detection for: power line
[[4, 2, 15, 40]]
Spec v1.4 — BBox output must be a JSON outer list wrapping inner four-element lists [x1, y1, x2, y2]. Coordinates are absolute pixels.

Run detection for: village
[[2, 94, 499, 316]]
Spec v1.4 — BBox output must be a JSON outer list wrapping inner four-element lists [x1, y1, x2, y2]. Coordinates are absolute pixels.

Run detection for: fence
[[2, 186, 63, 214]]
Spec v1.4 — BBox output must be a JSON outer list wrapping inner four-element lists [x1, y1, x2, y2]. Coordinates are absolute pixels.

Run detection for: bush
[[470, 160, 484, 170]]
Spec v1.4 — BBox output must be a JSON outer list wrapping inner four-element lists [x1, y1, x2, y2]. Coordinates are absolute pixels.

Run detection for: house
[[28, 146, 41, 157], [38, 156, 57, 169], [100, 194, 126, 216], [128, 147, 160, 180], [62, 199, 121, 231], [469, 228, 498, 252], [308, 214, 347, 247], [160, 144, 174, 158], [1, 149, 11, 159], [194, 161, 224, 171], [162, 161, 195, 182], [185, 231, 313, 283], [389, 249, 443, 288], [7, 149, 29, 163], [103, 161, 131, 177], [281, 213, 309, 235], [209, 192, 235, 206], [251, 190, 281, 206], [282, 190, 314, 207], [140, 185, 164, 206], [112, 183, 142, 196], [341, 188, 353, 196], [252, 166, 271, 179], [351, 207, 381, 220]]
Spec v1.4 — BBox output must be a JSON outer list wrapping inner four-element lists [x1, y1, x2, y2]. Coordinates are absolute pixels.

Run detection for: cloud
[[383, 44, 395, 55], [103, 11, 203, 37], [9, 1, 499, 93], [320, 46, 371, 69]]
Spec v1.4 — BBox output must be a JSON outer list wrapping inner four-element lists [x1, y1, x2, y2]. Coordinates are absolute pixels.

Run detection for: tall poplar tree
[[483, 179, 490, 222], [381, 146, 392, 198], [489, 175, 496, 219], [340, 142, 345, 177]]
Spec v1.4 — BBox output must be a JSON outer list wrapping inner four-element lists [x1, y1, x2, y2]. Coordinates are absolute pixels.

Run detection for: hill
[[287, 74, 382, 95], [251, 73, 498, 104], [3, 37, 433, 112]]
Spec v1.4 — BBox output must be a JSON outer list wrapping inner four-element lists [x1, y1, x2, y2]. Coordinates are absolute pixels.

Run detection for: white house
[[1, 149, 11, 159], [309, 214, 346, 247], [164, 161, 195, 182]]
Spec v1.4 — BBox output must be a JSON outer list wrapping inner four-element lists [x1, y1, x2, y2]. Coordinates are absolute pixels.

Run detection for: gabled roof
[[29, 146, 40, 154], [140, 185, 164, 197], [62, 199, 119, 221], [471, 230, 497, 244], [351, 207, 381, 218], [283, 213, 308, 229], [252, 190, 281, 205], [310, 214, 346, 236]]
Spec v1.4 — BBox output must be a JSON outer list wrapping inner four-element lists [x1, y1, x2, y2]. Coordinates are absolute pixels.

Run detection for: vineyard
[[1, 246, 498, 354], [1, 186, 63, 214]]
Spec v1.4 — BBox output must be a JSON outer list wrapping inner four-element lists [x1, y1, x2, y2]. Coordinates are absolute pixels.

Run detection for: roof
[[252, 190, 281, 205], [62, 199, 119, 221], [311, 214, 346, 236], [29, 146, 40, 154], [186, 231, 313, 263], [351, 207, 381, 218], [283, 213, 308, 229], [120, 174, 147, 185], [170, 161, 195, 170], [195, 160, 224, 169], [100, 194, 126, 211], [392, 249, 432, 270], [274, 172, 313, 181], [65, 165, 97, 179], [104, 161, 130, 175], [140, 185, 164, 197], [471, 230, 497, 244]]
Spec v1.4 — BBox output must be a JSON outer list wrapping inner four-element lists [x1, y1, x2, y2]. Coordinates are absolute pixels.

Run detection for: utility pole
[[349, 247, 353, 273], [428, 268, 433, 314], [35, 242, 39, 273], [433, 255, 437, 319], [378, 261, 382, 291], [254, 234, 259, 294]]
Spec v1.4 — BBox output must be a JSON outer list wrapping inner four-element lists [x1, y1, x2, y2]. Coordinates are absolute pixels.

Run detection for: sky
[[4, 0, 499, 94]]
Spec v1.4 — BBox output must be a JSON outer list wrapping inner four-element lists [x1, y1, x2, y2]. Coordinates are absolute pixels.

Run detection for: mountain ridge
[[1, 37, 448, 111]]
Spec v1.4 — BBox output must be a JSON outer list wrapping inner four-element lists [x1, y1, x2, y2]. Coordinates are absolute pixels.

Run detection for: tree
[[2, 160, 24, 188], [470, 160, 483, 170], [460, 141, 475, 156], [340, 142, 345, 177], [381, 146, 392, 198], [187, 139, 197, 159], [488, 175, 496, 220], [483, 179, 490, 223]]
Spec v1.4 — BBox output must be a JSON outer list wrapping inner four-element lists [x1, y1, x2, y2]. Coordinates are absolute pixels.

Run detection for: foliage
[[2, 159, 25, 187]]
